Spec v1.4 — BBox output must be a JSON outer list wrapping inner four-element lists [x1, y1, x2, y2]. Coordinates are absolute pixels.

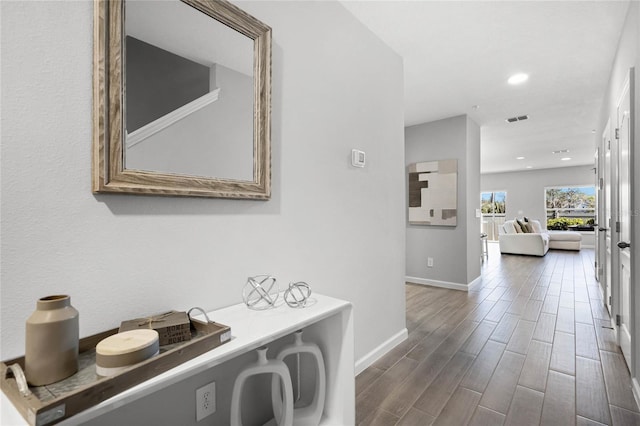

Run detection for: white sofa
[[498, 219, 581, 256]]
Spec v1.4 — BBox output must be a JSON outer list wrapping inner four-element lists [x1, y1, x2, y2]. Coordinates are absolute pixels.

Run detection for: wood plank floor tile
[[575, 286, 591, 303], [550, 331, 575, 375], [461, 320, 497, 355], [484, 300, 512, 323], [518, 340, 552, 392], [358, 250, 635, 426], [522, 299, 543, 321], [396, 407, 435, 426], [541, 370, 576, 426], [468, 406, 506, 426], [533, 312, 557, 343], [467, 299, 497, 322], [359, 408, 399, 426], [594, 318, 622, 353], [576, 356, 612, 425], [576, 416, 608, 426], [379, 319, 478, 418], [506, 319, 536, 355], [506, 295, 529, 315], [356, 366, 385, 396], [575, 301, 594, 324], [490, 313, 520, 344], [486, 286, 508, 301], [479, 351, 526, 414], [530, 285, 549, 301], [460, 340, 506, 393], [504, 385, 544, 426], [431, 387, 482, 426], [560, 291, 575, 308], [547, 283, 562, 297], [609, 405, 640, 426], [575, 322, 600, 360], [377, 350, 450, 418], [499, 287, 520, 302], [542, 295, 560, 314], [591, 300, 611, 321], [413, 351, 476, 417], [600, 350, 639, 412], [357, 357, 419, 424], [556, 307, 575, 334]]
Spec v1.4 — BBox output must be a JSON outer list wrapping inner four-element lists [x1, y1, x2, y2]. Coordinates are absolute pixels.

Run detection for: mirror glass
[[92, 0, 271, 199], [125, 1, 254, 181]]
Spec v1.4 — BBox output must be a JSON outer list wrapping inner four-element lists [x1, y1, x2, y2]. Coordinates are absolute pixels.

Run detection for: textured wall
[[0, 0, 406, 373]]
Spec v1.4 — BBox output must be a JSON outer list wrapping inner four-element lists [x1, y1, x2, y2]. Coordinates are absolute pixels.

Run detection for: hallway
[[356, 246, 640, 425]]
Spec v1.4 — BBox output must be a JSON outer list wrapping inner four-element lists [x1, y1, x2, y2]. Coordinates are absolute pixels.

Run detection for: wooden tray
[[1, 318, 231, 426]]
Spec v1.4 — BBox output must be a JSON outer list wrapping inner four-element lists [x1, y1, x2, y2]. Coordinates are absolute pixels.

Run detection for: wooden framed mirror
[[92, 0, 271, 199]]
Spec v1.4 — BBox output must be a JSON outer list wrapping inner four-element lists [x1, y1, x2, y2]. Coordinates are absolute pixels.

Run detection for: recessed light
[[561, 157, 572, 161], [516, 156, 525, 160], [508, 73, 529, 85], [526, 166, 533, 169], [472, 105, 480, 110]]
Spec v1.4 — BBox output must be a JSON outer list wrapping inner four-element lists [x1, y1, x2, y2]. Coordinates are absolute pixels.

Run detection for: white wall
[[481, 165, 596, 224], [0, 0, 406, 379], [405, 115, 481, 288]]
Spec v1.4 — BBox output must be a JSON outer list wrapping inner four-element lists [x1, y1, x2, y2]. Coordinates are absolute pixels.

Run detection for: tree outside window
[[545, 186, 596, 230]]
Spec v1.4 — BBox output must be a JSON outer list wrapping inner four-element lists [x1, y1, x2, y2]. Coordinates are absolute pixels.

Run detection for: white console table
[[1, 293, 354, 425]]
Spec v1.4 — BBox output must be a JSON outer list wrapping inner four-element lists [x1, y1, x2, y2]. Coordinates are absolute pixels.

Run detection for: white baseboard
[[406, 275, 478, 292], [355, 328, 408, 375], [468, 275, 482, 291], [632, 378, 640, 410]]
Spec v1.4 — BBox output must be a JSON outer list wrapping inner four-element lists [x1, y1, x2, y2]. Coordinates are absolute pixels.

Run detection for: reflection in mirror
[[124, 1, 254, 181], [92, 0, 271, 199]]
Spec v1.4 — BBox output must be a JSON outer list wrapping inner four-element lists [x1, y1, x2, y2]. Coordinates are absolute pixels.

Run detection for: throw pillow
[[524, 223, 534, 233], [516, 219, 528, 233], [512, 219, 523, 233], [530, 220, 543, 233]]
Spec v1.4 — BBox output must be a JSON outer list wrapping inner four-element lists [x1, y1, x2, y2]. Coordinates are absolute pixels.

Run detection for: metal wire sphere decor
[[284, 281, 312, 308], [243, 275, 279, 310]]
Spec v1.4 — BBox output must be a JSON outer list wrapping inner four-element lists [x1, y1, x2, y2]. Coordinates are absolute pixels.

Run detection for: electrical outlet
[[196, 382, 216, 422], [427, 257, 434, 267]]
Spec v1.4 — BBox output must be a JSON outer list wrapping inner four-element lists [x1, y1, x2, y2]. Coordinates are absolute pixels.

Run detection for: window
[[481, 191, 506, 240], [545, 186, 596, 230]]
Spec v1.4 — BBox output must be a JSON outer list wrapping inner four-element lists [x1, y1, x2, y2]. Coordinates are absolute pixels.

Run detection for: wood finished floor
[[356, 244, 640, 426]]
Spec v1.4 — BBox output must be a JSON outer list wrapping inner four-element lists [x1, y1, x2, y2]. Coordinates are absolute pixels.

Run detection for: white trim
[[632, 378, 640, 410], [126, 88, 221, 148], [468, 275, 482, 291], [355, 328, 407, 375], [406, 276, 475, 292]]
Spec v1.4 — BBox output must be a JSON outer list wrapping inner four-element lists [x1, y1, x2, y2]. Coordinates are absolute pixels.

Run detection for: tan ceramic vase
[[25, 295, 79, 386]]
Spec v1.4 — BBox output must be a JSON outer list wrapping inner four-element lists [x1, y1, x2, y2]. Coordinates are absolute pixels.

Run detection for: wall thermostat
[[351, 149, 366, 168]]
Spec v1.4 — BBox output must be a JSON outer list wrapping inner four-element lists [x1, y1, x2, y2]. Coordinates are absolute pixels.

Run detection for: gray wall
[[481, 165, 596, 225], [125, 36, 210, 132], [405, 115, 481, 287], [1, 0, 406, 382], [127, 64, 254, 180]]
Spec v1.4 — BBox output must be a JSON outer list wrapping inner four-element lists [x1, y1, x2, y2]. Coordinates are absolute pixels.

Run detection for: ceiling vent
[[506, 115, 529, 123]]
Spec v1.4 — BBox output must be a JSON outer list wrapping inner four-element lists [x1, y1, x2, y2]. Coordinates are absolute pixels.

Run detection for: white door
[[595, 147, 600, 282], [617, 73, 633, 368], [604, 123, 613, 315]]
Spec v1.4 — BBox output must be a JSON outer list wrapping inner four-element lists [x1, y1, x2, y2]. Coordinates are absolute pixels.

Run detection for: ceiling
[[340, 1, 630, 174]]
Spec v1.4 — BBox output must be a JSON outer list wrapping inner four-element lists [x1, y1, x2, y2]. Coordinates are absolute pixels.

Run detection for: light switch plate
[[351, 149, 366, 167]]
